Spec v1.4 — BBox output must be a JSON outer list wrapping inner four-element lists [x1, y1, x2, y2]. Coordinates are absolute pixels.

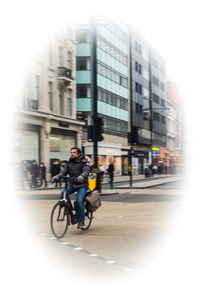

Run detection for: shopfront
[[85, 142, 122, 175], [133, 150, 149, 175], [50, 132, 75, 162], [12, 124, 40, 164]]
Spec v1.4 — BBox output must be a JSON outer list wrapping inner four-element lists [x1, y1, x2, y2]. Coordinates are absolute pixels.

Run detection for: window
[[58, 46, 63, 67], [48, 44, 53, 65], [77, 57, 90, 70], [76, 30, 90, 43], [135, 61, 138, 72], [48, 82, 53, 111], [160, 81, 165, 91], [153, 75, 159, 87], [77, 85, 91, 98], [161, 115, 166, 124], [135, 41, 142, 54], [138, 64, 142, 74], [135, 82, 142, 94], [66, 89, 72, 117], [161, 98, 165, 107], [136, 103, 143, 115], [66, 51, 72, 69], [58, 88, 63, 115], [143, 68, 149, 81], [153, 111, 160, 121], [35, 75, 40, 101], [153, 93, 160, 104]]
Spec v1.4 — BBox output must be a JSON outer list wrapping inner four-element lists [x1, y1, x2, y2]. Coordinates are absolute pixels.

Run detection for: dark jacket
[[57, 155, 90, 188], [51, 164, 61, 177], [30, 164, 39, 177], [40, 166, 46, 178], [107, 163, 114, 179]]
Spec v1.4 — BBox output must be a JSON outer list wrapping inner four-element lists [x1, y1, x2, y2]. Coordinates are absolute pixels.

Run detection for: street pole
[[129, 29, 133, 187], [149, 48, 153, 165], [91, 23, 98, 168], [91, 23, 101, 192]]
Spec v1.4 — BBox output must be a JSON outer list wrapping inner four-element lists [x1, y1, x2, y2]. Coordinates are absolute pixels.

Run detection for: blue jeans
[[60, 185, 87, 223]]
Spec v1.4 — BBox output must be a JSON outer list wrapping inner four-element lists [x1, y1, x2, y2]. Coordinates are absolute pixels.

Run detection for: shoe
[[77, 222, 86, 229]]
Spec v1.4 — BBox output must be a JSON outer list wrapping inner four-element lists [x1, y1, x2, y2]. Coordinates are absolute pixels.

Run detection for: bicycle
[[50, 177, 93, 239]]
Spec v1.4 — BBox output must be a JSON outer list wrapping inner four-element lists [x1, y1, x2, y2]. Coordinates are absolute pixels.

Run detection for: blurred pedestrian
[[40, 162, 47, 187], [99, 163, 105, 182], [30, 160, 39, 188], [51, 160, 61, 187], [107, 161, 114, 189]]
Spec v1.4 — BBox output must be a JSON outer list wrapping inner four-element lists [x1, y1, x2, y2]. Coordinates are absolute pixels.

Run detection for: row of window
[[77, 85, 128, 110], [76, 29, 90, 43], [135, 82, 143, 94], [135, 103, 143, 115], [153, 112, 166, 124], [97, 61, 128, 88], [98, 88, 128, 110], [97, 35, 128, 66], [135, 40, 142, 54], [49, 45, 72, 69], [152, 57, 166, 74], [152, 75, 165, 91], [76, 57, 90, 70], [152, 93, 166, 107], [23, 77, 73, 117], [103, 116, 128, 134], [135, 61, 142, 74], [104, 23, 128, 44]]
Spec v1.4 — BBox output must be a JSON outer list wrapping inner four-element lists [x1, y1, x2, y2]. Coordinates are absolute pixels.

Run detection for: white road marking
[[106, 260, 116, 264], [89, 254, 98, 257], [61, 242, 70, 245], [74, 247, 83, 251], [124, 268, 134, 272]]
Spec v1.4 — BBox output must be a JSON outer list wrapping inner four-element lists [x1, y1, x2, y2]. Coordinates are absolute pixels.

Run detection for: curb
[[116, 178, 182, 189], [100, 191, 119, 196]]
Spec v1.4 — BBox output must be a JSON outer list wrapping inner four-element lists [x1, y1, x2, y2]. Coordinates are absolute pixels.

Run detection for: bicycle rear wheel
[[83, 210, 93, 231], [50, 202, 69, 239]]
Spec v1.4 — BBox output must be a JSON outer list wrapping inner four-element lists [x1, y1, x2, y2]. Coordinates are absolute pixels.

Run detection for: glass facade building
[[76, 22, 129, 136], [76, 20, 167, 174]]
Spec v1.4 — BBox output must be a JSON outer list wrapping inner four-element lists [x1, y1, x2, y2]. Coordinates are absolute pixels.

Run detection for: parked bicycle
[[50, 177, 94, 239]]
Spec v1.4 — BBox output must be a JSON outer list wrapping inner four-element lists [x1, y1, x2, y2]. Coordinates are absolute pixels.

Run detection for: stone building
[[13, 28, 83, 175]]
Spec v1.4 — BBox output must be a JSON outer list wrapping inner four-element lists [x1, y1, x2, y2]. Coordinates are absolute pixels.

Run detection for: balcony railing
[[57, 67, 72, 79], [23, 98, 38, 110]]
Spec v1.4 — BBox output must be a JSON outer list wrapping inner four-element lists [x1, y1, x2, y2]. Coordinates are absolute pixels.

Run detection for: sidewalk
[[101, 175, 184, 195], [18, 174, 184, 196]]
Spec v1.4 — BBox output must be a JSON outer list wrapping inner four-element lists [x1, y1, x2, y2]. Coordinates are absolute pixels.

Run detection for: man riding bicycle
[[52, 147, 90, 229]]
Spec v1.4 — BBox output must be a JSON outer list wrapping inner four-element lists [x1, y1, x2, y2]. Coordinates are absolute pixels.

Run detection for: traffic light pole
[[129, 30, 133, 187], [91, 23, 98, 169], [149, 48, 153, 164], [91, 23, 102, 192]]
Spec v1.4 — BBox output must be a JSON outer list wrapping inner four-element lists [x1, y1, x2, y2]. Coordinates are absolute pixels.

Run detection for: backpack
[[85, 190, 101, 212]]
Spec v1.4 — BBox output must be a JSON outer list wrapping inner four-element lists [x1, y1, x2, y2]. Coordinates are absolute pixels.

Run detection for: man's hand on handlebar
[[76, 175, 84, 183]]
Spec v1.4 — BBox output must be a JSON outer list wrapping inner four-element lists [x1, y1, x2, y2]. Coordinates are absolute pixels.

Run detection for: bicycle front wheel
[[50, 202, 69, 239]]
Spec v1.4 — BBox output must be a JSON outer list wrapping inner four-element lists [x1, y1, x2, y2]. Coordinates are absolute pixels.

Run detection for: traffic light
[[87, 117, 104, 142], [87, 125, 94, 142], [95, 117, 104, 141], [128, 126, 139, 145]]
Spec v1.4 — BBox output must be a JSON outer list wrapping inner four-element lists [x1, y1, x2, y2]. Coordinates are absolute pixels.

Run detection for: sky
[[1, 0, 200, 299]]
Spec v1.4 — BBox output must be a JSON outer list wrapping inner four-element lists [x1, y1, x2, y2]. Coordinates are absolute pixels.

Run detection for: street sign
[[81, 140, 87, 147]]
